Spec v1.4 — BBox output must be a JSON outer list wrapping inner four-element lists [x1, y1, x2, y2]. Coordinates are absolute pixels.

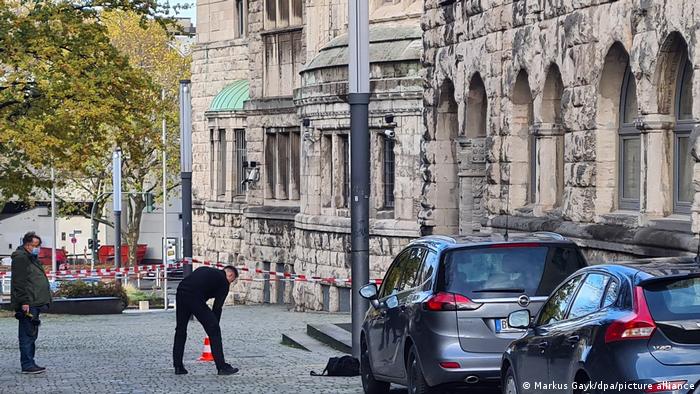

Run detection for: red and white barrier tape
[[0, 263, 182, 279], [0, 260, 385, 286], [192, 260, 383, 286]]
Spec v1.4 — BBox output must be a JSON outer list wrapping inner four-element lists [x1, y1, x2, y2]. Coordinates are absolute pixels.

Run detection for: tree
[[102, 10, 190, 266], [0, 1, 189, 266], [0, 0, 173, 207]]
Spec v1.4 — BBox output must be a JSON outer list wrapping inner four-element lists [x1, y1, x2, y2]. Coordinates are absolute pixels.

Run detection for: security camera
[[242, 167, 260, 185], [383, 129, 395, 139]]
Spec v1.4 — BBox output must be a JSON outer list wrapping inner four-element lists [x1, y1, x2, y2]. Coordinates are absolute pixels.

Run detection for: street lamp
[[348, 0, 370, 358], [180, 80, 193, 277], [112, 148, 122, 270]]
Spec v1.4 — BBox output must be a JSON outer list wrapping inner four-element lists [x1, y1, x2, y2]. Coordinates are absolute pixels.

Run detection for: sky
[[169, 0, 197, 24]]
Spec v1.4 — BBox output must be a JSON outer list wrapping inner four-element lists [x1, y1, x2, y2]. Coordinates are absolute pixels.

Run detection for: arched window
[[674, 57, 695, 213], [618, 67, 640, 210]]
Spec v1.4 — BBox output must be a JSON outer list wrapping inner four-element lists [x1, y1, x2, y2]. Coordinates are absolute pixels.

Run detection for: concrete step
[[282, 331, 342, 354], [306, 323, 352, 354]]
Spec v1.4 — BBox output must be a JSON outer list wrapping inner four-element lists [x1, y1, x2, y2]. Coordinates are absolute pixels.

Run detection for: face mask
[[31, 248, 40, 256]]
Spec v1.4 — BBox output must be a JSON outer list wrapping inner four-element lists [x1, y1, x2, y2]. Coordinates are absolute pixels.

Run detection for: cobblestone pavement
[[0, 305, 500, 394]]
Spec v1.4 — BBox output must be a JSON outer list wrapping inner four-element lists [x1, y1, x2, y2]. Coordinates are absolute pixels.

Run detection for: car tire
[[503, 366, 519, 394], [361, 338, 390, 394], [407, 345, 438, 394]]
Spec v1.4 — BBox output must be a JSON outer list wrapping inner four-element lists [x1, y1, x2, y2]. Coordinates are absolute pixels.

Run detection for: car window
[[538, 247, 587, 295], [439, 246, 548, 298], [398, 247, 427, 291], [568, 274, 610, 319], [536, 275, 584, 326], [378, 250, 409, 299], [643, 277, 700, 321], [602, 278, 620, 308], [417, 251, 439, 291]]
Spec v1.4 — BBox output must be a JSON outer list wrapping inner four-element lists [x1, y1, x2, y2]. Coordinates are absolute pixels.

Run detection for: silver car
[[359, 232, 588, 394]]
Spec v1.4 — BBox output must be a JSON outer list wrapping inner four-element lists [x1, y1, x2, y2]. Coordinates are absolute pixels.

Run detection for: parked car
[[502, 262, 700, 394], [358, 232, 588, 393]]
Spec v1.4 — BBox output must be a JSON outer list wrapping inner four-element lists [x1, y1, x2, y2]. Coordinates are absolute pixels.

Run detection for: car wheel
[[361, 338, 390, 394], [407, 345, 437, 394], [503, 366, 519, 394]]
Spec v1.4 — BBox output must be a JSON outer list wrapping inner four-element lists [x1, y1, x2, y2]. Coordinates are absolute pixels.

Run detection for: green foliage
[[123, 283, 164, 306], [0, 1, 186, 207], [54, 280, 128, 306]]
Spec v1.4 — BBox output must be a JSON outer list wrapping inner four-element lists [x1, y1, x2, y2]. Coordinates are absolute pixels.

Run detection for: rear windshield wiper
[[472, 288, 525, 293]]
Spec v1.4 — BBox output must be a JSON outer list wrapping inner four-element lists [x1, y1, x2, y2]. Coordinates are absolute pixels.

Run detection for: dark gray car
[[502, 263, 700, 394], [359, 232, 587, 393]]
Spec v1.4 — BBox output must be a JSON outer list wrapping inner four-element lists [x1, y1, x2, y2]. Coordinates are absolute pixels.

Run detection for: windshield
[[438, 245, 585, 298]]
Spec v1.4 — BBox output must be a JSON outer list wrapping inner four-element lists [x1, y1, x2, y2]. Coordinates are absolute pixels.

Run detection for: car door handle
[[537, 341, 549, 350]]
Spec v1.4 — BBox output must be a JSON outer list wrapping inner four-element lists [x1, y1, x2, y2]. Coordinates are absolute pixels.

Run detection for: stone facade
[[192, 0, 700, 309], [423, 0, 700, 262], [192, 0, 424, 309]]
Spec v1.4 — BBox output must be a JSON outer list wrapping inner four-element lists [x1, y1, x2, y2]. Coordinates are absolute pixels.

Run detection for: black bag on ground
[[310, 356, 359, 376]]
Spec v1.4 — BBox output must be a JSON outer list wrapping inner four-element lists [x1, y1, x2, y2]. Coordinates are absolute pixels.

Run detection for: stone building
[[422, 0, 700, 261], [191, 0, 424, 309], [191, 0, 700, 309]]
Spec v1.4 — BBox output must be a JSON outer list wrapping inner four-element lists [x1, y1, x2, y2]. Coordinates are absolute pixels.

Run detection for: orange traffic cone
[[197, 337, 214, 362]]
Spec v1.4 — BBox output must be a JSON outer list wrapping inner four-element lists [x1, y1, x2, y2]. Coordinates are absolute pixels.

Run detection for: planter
[[46, 297, 126, 315]]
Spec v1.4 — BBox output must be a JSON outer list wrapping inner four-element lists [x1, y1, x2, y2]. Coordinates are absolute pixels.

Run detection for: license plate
[[495, 318, 523, 333]]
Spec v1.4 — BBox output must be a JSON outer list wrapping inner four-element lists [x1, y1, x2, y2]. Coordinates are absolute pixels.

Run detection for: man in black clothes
[[173, 265, 239, 375]]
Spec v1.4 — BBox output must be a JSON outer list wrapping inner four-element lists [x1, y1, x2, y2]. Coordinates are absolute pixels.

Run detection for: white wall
[[0, 207, 106, 258]]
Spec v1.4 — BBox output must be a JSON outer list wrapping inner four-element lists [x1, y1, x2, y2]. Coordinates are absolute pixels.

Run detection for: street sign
[[71, 237, 77, 244]]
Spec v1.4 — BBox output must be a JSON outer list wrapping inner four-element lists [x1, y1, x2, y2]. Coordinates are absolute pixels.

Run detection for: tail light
[[424, 292, 482, 311], [605, 286, 656, 343], [645, 380, 688, 393], [439, 361, 460, 369]]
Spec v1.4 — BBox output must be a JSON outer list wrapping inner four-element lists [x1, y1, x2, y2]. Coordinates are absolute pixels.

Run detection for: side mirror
[[360, 283, 378, 300], [508, 309, 531, 330]]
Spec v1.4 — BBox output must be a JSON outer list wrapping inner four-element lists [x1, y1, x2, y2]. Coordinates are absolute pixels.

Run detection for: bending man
[[172, 265, 239, 375]]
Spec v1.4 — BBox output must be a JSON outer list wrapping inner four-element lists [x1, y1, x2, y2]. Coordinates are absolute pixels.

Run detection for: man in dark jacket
[[11, 232, 51, 374], [172, 265, 239, 375]]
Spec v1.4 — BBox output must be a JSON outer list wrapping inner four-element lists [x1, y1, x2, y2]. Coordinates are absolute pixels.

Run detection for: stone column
[[457, 137, 486, 233], [636, 114, 675, 219], [531, 123, 564, 215]]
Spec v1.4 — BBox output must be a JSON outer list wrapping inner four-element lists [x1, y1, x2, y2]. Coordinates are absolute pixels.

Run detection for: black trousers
[[172, 292, 226, 369]]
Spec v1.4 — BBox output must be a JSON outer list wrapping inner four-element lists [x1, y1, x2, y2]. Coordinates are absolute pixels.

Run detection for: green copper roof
[[209, 80, 249, 112]]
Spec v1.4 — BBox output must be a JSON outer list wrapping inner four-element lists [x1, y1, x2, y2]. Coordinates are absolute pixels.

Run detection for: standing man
[[11, 232, 51, 374], [173, 265, 239, 375]]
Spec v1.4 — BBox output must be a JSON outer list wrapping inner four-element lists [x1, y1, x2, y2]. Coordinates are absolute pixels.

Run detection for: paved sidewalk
[[0, 305, 361, 394]]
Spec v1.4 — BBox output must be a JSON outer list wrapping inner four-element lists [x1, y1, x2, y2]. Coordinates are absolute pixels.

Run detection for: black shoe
[[217, 364, 239, 376], [22, 366, 46, 374], [174, 366, 188, 375]]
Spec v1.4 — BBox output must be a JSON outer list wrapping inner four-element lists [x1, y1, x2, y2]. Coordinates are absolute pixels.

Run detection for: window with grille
[[265, 128, 300, 200], [234, 129, 247, 196], [218, 129, 227, 197], [383, 136, 395, 209]]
